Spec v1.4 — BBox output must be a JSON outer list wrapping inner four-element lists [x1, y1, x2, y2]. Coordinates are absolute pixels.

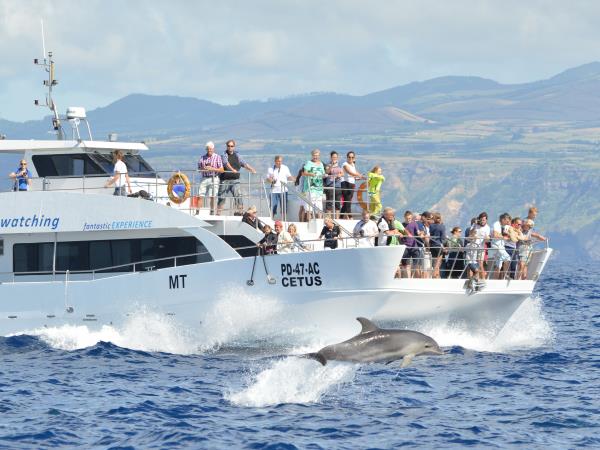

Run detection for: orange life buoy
[[357, 182, 369, 211], [167, 172, 191, 204]]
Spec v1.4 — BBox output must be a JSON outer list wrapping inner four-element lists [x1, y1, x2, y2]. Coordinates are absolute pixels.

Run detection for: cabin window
[[13, 242, 54, 274], [91, 153, 156, 178], [32, 154, 105, 177], [13, 237, 211, 274], [56, 241, 90, 272]]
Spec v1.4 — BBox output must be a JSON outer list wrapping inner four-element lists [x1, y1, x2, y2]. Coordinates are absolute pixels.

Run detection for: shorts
[[430, 246, 443, 258], [401, 247, 420, 266], [307, 191, 324, 213], [422, 251, 432, 271], [199, 177, 220, 197], [467, 262, 479, 273], [491, 247, 510, 267]]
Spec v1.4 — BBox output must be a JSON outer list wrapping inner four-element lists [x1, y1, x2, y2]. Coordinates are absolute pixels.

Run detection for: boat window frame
[[90, 152, 157, 178], [32, 153, 106, 177], [12, 236, 212, 275]]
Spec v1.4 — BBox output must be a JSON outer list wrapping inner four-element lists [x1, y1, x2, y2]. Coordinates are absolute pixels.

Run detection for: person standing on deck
[[197, 141, 224, 215], [217, 140, 256, 215], [266, 155, 295, 219], [341, 151, 363, 219], [367, 165, 385, 216], [104, 150, 131, 196], [9, 159, 32, 192], [302, 149, 326, 221]]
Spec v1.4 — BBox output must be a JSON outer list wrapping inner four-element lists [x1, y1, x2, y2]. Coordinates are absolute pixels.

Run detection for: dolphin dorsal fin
[[356, 317, 379, 334]]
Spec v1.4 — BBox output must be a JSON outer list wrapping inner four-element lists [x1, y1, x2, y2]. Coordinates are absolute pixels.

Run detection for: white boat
[[0, 51, 552, 339]]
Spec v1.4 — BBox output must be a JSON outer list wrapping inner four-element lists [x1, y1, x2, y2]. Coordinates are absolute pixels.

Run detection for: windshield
[[90, 152, 157, 178]]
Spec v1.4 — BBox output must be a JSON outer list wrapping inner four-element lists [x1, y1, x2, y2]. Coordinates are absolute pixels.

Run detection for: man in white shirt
[[266, 155, 294, 219], [353, 209, 379, 247], [105, 150, 131, 196], [474, 212, 490, 279], [491, 213, 512, 279]]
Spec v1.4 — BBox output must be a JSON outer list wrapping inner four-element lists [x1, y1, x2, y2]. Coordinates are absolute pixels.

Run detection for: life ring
[[357, 182, 369, 211], [167, 172, 191, 204]]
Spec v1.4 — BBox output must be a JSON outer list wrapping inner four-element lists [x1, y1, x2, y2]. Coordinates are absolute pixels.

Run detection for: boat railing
[[0, 237, 550, 284], [8, 170, 369, 221], [390, 239, 550, 281]]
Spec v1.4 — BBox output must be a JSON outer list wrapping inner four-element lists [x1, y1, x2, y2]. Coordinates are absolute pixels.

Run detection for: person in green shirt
[[302, 149, 326, 220]]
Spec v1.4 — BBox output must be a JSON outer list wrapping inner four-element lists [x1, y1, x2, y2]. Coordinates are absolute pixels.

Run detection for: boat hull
[[0, 246, 547, 340]]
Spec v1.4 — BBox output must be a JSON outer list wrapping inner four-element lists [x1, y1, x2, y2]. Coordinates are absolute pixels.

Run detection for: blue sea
[[1, 259, 599, 449]]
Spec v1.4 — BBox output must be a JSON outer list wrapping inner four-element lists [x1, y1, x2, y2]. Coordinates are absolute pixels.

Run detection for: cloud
[[1, 0, 600, 121]]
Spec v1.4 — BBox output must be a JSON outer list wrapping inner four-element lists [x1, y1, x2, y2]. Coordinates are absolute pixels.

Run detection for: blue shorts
[[467, 263, 479, 273]]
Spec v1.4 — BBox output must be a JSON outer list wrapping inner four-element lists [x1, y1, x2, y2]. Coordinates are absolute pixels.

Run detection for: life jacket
[[220, 151, 242, 180]]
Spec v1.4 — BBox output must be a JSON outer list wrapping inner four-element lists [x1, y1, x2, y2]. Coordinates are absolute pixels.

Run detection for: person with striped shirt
[[197, 141, 224, 214]]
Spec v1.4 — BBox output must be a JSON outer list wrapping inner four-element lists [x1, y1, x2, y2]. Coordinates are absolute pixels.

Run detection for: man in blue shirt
[[9, 160, 32, 191]]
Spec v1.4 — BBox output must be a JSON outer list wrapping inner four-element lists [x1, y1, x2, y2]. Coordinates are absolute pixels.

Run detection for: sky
[[1, 0, 599, 121]]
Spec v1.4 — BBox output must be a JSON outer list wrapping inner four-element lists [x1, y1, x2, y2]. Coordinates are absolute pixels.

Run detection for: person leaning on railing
[[353, 209, 379, 247], [242, 205, 265, 232], [428, 212, 447, 279], [443, 226, 465, 279], [319, 217, 342, 250], [288, 223, 308, 252], [9, 159, 32, 192], [274, 220, 294, 254], [217, 139, 256, 216]]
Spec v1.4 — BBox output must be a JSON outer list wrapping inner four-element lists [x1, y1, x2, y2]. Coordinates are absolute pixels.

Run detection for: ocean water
[[1, 259, 599, 449]]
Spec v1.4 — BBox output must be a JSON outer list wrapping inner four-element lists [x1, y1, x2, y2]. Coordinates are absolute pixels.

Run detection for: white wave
[[226, 357, 357, 407], [27, 308, 198, 354], [421, 296, 554, 353], [196, 286, 286, 351]]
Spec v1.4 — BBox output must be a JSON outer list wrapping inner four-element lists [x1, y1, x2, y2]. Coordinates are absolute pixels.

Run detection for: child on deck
[[367, 166, 385, 216]]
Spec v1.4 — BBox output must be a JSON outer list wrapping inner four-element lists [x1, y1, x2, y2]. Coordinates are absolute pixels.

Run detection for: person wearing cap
[[197, 141, 224, 214], [242, 205, 265, 232], [217, 139, 256, 216], [274, 220, 294, 253]]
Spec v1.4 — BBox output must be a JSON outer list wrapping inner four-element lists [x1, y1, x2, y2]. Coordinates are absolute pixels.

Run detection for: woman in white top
[[341, 151, 362, 219], [105, 150, 132, 196]]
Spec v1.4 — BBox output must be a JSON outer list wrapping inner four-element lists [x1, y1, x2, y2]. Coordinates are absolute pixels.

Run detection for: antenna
[[34, 21, 64, 140], [41, 19, 46, 59]]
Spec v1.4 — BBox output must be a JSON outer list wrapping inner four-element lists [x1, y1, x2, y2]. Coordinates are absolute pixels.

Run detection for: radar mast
[[33, 20, 64, 140]]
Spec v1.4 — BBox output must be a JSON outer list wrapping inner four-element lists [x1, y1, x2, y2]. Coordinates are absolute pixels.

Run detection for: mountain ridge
[[2, 61, 600, 140]]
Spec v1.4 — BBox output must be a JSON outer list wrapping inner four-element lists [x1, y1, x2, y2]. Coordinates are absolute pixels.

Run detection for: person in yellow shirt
[[367, 166, 385, 215]]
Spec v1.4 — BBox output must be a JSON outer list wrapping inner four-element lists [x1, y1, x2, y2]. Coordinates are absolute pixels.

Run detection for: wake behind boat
[[0, 50, 552, 338]]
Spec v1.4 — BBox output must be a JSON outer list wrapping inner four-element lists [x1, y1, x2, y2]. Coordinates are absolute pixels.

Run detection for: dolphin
[[305, 317, 443, 367]]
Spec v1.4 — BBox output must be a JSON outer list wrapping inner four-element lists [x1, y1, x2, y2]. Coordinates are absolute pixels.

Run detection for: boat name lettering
[[83, 220, 153, 231], [0, 214, 59, 230], [280, 263, 322, 288], [169, 274, 187, 289]]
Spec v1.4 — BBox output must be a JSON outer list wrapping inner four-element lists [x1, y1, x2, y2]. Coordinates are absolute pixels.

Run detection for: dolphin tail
[[302, 352, 327, 366]]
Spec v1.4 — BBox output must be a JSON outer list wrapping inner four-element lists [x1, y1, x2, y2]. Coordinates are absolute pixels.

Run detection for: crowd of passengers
[[197, 141, 547, 281]]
